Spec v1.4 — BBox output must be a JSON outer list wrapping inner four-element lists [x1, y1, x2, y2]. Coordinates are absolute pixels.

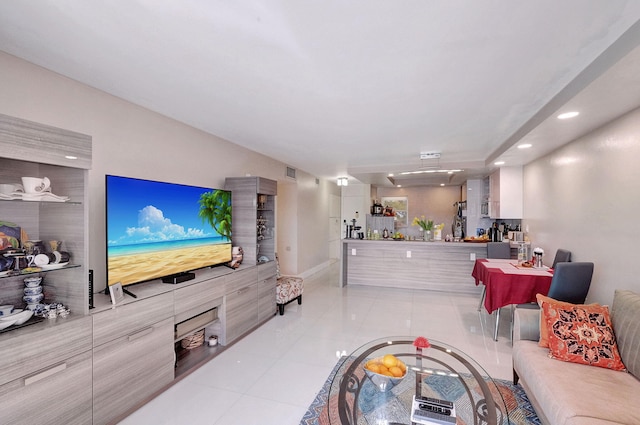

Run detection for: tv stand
[[162, 272, 196, 284], [122, 287, 137, 298]]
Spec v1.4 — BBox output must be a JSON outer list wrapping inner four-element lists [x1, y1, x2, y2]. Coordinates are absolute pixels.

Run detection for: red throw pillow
[[540, 295, 626, 371]]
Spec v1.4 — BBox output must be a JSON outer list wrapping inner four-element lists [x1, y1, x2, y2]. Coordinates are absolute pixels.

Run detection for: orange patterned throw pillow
[[539, 295, 626, 371], [536, 294, 598, 348]]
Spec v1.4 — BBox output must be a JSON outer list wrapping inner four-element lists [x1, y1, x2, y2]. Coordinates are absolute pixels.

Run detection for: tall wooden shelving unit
[[224, 176, 277, 265]]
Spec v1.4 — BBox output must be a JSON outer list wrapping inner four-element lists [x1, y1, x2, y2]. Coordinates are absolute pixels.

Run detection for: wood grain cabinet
[[224, 267, 258, 344], [92, 292, 175, 425], [224, 176, 277, 266], [0, 316, 93, 425], [257, 262, 277, 322], [0, 113, 91, 317]]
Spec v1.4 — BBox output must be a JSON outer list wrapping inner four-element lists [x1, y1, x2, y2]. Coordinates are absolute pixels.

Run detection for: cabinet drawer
[[225, 266, 257, 292], [174, 276, 224, 323], [0, 350, 92, 425], [0, 315, 92, 387], [258, 261, 276, 280], [93, 317, 175, 425], [92, 291, 173, 347]]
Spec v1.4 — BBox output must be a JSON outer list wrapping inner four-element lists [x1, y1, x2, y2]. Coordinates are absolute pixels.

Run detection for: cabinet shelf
[[0, 263, 81, 279], [0, 198, 81, 205], [174, 318, 219, 343]]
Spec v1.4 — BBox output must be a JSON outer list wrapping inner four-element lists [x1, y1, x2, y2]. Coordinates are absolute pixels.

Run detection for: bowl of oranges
[[363, 354, 407, 391]]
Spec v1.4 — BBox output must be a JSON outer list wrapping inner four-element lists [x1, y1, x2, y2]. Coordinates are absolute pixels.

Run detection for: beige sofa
[[512, 290, 640, 425]]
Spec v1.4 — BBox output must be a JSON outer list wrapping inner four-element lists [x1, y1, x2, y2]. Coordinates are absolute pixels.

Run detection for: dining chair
[[551, 248, 572, 269], [515, 262, 594, 310], [510, 262, 594, 341], [477, 242, 512, 311]]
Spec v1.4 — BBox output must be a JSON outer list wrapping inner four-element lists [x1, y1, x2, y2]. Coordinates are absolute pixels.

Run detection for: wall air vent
[[286, 166, 296, 180]]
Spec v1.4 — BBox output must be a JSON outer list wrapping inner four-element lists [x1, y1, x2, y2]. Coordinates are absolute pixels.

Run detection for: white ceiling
[[1, 1, 640, 186]]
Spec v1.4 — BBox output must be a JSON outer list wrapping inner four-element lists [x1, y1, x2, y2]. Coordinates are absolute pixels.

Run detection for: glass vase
[[424, 230, 432, 241]]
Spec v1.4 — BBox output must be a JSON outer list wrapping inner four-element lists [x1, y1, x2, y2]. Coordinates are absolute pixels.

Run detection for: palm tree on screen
[[198, 190, 232, 241]]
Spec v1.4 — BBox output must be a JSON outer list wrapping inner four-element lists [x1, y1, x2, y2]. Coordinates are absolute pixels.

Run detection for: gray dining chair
[[551, 248, 572, 269], [515, 262, 594, 310], [477, 242, 512, 311]]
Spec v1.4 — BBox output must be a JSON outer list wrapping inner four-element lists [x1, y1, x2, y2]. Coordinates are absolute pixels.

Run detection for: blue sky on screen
[[107, 176, 219, 246]]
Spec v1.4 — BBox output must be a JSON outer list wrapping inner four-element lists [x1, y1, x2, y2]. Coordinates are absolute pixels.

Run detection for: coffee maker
[[344, 218, 362, 239], [488, 221, 502, 242]]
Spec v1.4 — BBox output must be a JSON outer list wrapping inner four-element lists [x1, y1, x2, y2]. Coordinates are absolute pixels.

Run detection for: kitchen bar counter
[[341, 239, 488, 293]]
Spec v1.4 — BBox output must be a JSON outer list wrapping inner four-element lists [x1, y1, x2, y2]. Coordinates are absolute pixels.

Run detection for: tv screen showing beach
[[106, 175, 232, 286]]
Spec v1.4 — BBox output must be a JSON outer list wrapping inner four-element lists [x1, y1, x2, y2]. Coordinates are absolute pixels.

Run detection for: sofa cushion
[[540, 296, 625, 371], [513, 340, 640, 425], [536, 294, 598, 348], [611, 290, 640, 379]]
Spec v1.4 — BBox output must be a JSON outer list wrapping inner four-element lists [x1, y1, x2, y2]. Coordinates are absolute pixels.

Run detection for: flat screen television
[[105, 175, 232, 287]]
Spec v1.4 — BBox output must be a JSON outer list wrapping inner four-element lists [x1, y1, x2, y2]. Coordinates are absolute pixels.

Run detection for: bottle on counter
[[518, 242, 527, 265], [367, 228, 372, 240], [382, 228, 389, 239]]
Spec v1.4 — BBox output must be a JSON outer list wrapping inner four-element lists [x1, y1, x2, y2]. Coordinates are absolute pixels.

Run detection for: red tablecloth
[[472, 259, 554, 313]]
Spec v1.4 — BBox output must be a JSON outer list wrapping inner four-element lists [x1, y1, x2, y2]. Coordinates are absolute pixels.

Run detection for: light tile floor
[[120, 262, 514, 424]]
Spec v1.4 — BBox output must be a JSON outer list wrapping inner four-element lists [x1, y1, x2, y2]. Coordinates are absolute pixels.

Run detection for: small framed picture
[[109, 282, 125, 305]]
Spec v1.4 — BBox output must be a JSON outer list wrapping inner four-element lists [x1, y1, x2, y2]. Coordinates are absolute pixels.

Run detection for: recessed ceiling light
[[494, 161, 505, 165], [517, 144, 532, 149], [557, 111, 579, 120], [440, 183, 445, 186], [397, 185, 402, 188], [65, 155, 78, 160], [388, 173, 394, 177], [399, 169, 462, 175]]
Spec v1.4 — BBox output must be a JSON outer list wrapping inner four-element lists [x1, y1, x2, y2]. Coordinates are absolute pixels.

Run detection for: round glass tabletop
[[327, 336, 509, 425]]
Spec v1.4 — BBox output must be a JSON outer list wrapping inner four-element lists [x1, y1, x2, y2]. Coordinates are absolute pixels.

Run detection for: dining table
[[472, 258, 554, 340]]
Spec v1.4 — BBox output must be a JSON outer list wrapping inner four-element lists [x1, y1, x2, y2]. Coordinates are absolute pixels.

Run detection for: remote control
[[412, 409, 457, 424], [419, 403, 452, 416], [415, 395, 454, 409]]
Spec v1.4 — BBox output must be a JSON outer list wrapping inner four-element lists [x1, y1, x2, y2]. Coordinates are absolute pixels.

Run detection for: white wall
[[524, 107, 640, 305], [0, 51, 332, 286]]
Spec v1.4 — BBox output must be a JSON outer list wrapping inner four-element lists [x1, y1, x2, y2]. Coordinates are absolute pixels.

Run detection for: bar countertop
[[341, 238, 489, 293]]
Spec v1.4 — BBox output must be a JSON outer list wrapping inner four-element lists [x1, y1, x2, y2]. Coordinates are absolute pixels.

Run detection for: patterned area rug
[[300, 357, 541, 425]]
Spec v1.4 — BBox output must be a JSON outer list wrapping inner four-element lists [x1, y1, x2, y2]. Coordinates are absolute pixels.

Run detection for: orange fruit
[[381, 370, 394, 377], [377, 365, 389, 375], [397, 361, 407, 372], [382, 354, 398, 368], [389, 366, 404, 377], [366, 363, 381, 374]]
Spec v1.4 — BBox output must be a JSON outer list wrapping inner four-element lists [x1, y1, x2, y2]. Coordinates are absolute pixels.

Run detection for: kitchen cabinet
[[224, 176, 277, 265], [488, 166, 523, 219], [92, 292, 175, 425]]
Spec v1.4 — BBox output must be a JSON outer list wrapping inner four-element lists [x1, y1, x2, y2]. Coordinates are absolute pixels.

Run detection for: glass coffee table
[[327, 337, 509, 424]]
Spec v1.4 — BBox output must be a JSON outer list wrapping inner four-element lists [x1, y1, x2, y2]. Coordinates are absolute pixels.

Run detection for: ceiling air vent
[[286, 166, 296, 180]]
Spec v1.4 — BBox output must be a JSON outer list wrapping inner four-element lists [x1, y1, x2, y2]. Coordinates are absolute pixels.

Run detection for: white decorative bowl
[[24, 277, 43, 287], [23, 293, 44, 304], [26, 303, 43, 311], [24, 286, 43, 296]]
